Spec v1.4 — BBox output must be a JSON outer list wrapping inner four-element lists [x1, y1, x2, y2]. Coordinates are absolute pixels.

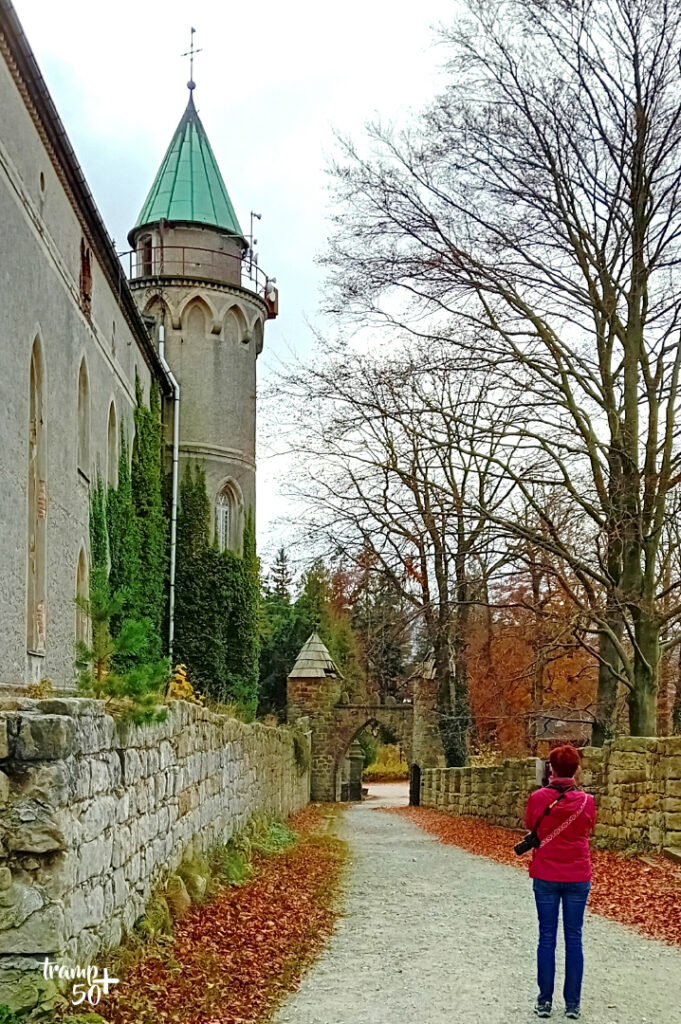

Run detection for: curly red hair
[[549, 744, 581, 778]]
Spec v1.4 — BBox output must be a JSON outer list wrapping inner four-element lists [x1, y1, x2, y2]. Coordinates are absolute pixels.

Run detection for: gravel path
[[274, 784, 681, 1024]]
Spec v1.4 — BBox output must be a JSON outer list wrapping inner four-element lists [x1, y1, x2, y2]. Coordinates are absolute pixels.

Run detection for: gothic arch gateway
[[287, 634, 445, 803]]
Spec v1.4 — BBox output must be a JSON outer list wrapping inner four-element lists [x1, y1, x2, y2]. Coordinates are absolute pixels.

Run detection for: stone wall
[[421, 736, 681, 853], [0, 697, 310, 1009], [579, 736, 681, 850], [421, 758, 538, 829]]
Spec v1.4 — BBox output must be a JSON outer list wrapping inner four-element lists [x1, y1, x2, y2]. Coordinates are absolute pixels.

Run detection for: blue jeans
[[533, 879, 591, 1009]]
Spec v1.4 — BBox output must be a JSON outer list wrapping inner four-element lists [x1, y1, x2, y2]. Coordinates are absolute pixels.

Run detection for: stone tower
[[287, 632, 343, 801], [127, 83, 277, 547]]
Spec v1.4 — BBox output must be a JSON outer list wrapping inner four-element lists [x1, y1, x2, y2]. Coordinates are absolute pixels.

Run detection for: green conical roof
[[131, 93, 244, 241]]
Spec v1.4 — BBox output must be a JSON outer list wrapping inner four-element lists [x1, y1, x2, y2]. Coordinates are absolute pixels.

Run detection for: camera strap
[[542, 794, 589, 848], [532, 784, 577, 833]]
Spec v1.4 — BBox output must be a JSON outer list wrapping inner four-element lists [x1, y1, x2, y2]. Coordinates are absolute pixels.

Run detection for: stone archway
[[287, 633, 445, 802], [330, 707, 414, 802]]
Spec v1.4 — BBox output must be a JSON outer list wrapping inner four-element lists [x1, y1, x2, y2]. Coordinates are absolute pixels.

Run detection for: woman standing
[[525, 744, 597, 1020]]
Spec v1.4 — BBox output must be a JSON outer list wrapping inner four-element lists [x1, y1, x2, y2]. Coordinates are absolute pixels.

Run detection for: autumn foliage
[[390, 806, 681, 945], [99, 807, 346, 1024], [466, 576, 599, 757]]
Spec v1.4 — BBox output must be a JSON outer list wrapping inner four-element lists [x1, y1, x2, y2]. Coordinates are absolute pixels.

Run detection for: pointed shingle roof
[[289, 632, 343, 679], [130, 93, 244, 243], [407, 653, 436, 682]]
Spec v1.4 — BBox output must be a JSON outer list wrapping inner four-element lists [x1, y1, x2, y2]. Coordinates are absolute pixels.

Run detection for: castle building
[[0, 0, 275, 689], [125, 79, 277, 544]]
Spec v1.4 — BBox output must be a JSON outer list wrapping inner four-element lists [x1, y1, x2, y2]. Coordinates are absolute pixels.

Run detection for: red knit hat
[[549, 744, 581, 778]]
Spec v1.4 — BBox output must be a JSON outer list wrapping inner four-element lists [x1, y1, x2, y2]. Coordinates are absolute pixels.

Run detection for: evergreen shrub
[[174, 464, 260, 716]]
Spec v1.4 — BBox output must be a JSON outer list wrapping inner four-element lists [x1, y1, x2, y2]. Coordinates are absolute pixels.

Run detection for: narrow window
[[140, 235, 153, 277], [107, 402, 118, 487], [75, 547, 89, 654], [77, 359, 90, 480], [216, 488, 232, 551], [27, 339, 47, 653], [79, 239, 92, 316]]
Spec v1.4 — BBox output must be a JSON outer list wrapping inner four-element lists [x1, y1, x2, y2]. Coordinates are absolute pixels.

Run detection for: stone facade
[[126, 89, 277, 541], [0, 3, 276, 692], [131, 238, 269, 529], [287, 634, 445, 802], [0, 697, 310, 1009], [0, 5, 168, 691], [421, 736, 681, 853]]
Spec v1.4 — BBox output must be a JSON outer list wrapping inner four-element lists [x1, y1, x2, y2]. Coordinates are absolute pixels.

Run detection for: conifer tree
[[131, 377, 167, 660], [81, 483, 168, 722], [269, 547, 293, 600], [174, 463, 260, 717], [89, 474, 109, 575], [106, 429, 141, 647]]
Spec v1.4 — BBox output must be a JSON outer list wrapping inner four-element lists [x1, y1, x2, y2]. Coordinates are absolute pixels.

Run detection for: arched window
[[253, 319, 264, 353], [75, 547, 89, 654], [79, 239, 92, 316], [216, 482, 241, 552], [107, 401, 118, 488], [139, 234, 153, 277], [27, 337, 47, 653], [77, 358, 90, 479]]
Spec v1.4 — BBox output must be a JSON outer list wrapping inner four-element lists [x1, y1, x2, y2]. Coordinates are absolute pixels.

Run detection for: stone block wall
[[0, 698, 310, 1005], [579, 736, 681, 849], [421, 758, 538, 828], [421, 736, 681, 852]]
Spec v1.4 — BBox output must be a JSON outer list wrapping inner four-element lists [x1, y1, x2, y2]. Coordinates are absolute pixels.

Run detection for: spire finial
[[182, 27, 202, 93]]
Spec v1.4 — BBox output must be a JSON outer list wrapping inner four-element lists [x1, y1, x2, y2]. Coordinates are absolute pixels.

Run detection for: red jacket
[[524, 778, 597, 882]]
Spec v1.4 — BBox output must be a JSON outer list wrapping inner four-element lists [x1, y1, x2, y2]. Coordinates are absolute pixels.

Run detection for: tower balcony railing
[[119, 244, 273, 300]]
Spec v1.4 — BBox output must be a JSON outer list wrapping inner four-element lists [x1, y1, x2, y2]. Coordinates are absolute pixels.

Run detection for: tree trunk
[[433, 619, 468, 767], [628, 606, 659, 736], [674, 650, 681, 735], [592, 606, 623, 746], [451, 595, 471, 766]]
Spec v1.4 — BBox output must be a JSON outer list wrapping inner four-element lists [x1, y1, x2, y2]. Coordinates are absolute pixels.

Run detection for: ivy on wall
[[89, 473, 109, 575], [131, 378, 167, 660], [92, 378, 167, 663], [83, 475, 168, 721], [174, 463, 260, 718], [107, 430, 141, 645], [86, 387, 260, 718]]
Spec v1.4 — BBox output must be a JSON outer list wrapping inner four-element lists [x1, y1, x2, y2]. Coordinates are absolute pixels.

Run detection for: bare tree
[[323, 0, 681, 738], [273, 341, 513, 764]]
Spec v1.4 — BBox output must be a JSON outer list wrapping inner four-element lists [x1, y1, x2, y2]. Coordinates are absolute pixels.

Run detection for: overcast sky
[[14, 0, 456, 564]]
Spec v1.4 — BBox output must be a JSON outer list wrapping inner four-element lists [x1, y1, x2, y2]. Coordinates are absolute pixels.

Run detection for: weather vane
[[182, 27, 202, 92]]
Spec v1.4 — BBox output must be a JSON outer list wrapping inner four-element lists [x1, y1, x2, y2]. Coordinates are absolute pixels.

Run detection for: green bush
[[209, 842, 252, 886], [0, 1007, 23, 1024], [134, 893, 173, 941], [357, 731, 379, 769], [250, 819, 296, 855], [131, 378, 167, 660], [362, 742, 409, 781], [76, 563, 168, 724]]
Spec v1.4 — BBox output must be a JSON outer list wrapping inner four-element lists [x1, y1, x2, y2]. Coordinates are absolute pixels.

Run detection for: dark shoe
[[565, 1010, 580, 1020], [534, 1004, 552, 1018]]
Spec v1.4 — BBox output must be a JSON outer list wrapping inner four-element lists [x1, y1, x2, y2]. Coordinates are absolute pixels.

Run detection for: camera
[[514, 829, 541, 856]]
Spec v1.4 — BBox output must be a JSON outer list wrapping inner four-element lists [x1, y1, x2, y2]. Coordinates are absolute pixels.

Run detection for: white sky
[[13, 0, 457, 564]]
